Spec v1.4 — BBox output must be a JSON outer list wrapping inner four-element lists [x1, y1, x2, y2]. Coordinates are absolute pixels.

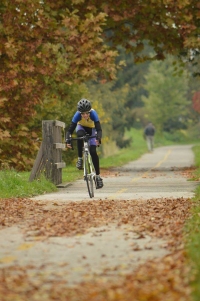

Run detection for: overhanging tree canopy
[[0, 0, 118, 170], [71, 0, 199, 62], [0, 0, 199, 170]]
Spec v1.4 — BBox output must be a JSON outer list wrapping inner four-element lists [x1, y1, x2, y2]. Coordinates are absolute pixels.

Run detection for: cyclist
[[66, 98, 103, 189]]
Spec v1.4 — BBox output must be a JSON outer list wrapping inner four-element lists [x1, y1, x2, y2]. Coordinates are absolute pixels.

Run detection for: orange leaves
[[0, 196, 193, 300], [0, 197, 192, 249], [0, 130, 10, 140], [4, 38, 18, 59], [0, 0, 119, 171]]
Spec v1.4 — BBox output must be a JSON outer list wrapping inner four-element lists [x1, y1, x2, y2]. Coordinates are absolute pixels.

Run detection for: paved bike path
[[0, 144, 199, 287], [32, 144, 199, 202]]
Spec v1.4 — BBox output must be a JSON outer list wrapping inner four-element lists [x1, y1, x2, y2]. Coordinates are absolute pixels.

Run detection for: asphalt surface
[[32, 144, 199, 202], [0, 144, 199, 286]]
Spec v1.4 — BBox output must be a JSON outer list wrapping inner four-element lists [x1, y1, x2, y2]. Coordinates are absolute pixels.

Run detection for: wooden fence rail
[[29, 120, 66, 185]]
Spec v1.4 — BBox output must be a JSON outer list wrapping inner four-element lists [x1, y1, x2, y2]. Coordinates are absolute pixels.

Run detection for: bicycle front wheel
[[84, 152, 94, 198]]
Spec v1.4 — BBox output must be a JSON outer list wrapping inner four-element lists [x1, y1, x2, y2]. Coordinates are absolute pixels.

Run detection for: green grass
[[0, 169, 57, 198], [184, 144, 200, 301], [191, 144, 200, 182], [62, 165, 83, 182], [100, 128, 147, 168]]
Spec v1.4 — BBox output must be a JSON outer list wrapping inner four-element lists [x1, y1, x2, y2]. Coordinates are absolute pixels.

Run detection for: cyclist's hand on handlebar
[[96, 137, 101, 146], [66, 139, 72, 148]]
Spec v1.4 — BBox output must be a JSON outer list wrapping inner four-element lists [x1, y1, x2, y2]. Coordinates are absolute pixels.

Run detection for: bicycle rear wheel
[[84, 152, 94, 198]]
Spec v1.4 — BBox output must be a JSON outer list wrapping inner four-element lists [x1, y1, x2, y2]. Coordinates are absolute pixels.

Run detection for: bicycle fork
[[83, 149, 96, 185]]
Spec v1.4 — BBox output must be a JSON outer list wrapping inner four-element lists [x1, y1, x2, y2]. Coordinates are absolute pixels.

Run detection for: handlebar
[[66, 134, 98, 150], [69, 134, 97, 142]]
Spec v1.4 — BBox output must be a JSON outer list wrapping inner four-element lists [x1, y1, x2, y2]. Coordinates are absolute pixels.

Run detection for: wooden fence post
[[29, 120, 66, 185]]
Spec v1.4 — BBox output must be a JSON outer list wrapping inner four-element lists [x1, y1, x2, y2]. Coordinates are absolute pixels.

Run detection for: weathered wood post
[[29, 120, 66, 185], [42, 120, 66, 185]]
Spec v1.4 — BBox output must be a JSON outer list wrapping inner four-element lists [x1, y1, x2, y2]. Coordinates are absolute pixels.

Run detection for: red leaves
[[192, 91, 200, 113]]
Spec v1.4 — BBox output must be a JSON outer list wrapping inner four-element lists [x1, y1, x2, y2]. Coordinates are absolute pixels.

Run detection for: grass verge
[[185, 144, 200, 301], [0, 130, 147, 198], [0, 169, 57, 198]]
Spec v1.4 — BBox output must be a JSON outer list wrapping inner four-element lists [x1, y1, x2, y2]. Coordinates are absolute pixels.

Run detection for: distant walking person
[[144, 122, 155, 152]]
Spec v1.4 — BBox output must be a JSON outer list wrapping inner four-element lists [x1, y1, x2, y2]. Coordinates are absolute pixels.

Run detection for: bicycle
[[69, 134, 97, 198]]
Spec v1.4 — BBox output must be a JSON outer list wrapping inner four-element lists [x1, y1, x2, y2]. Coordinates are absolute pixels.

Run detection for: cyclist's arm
[[90, 110, 102, 144], [95, 121, 102, 144], [66, 121, 77, 147]]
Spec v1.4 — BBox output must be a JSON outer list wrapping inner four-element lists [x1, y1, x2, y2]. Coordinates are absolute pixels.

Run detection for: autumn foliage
[[0, 0, 118, 170], [0, 0, 199, 170]]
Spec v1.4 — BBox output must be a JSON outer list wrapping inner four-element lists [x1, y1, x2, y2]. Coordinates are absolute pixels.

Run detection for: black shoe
[[96, 176, 103, 189], [76, 158, 83, 170]]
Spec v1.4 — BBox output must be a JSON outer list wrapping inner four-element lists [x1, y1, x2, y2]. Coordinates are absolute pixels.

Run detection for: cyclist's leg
[[88, 128, 99, 173], [89, 129, 103, 189], [76, 129, 85, 156], [90, 145, 100, 174], [76, 126, 94, 169], [90, 145, 103, 189], [76, 126, 85, 169]]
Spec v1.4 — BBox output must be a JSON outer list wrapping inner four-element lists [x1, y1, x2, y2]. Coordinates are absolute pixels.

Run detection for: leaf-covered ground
[[0, 195, 194, 301]]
